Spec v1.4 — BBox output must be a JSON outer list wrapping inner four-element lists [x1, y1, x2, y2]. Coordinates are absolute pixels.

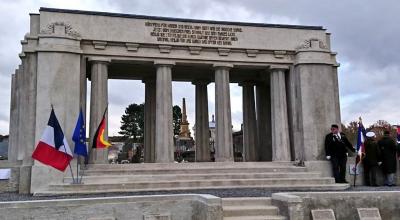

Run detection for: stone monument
[[6, 7, 340, 194]]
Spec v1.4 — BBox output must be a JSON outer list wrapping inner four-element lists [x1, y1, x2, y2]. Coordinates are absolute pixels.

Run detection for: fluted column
[[143, 78, 156, 163], [270, 65, 291, 161], [89, 58, 110, 164], [241, 82, 257, 161], [193, 80, 210, 162], [155, 61, 175, 163], [214, 63, 234, 162]]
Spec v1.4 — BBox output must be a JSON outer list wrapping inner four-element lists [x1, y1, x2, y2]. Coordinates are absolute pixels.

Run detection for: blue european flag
[[72, 109, 88, 157]]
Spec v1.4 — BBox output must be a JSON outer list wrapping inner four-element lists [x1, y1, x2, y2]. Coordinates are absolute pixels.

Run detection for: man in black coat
[[325, 124, 356, 183], [378, 131, 399, 186], [363, 132, 381, 186]]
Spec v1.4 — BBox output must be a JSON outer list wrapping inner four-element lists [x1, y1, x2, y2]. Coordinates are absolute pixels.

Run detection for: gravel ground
[[1, 186, 399, 202]]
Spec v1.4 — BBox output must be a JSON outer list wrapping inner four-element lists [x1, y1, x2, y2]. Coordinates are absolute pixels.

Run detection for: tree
[[119, 103, 182, 141], [119, 103, 144, 142], [368, 120, 394, 140], [173, 105, 182, 136], [341, 121, 358, 146]]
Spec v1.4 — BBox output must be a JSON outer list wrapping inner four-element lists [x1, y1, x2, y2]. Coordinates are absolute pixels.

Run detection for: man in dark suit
[[325, 124, 356, 183]]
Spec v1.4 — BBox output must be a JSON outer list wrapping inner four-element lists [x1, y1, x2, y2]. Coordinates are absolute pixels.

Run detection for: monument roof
[[39, 7, 325, 31]]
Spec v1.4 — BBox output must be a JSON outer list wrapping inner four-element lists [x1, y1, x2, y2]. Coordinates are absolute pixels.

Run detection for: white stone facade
[[8, 8, 340, 194]]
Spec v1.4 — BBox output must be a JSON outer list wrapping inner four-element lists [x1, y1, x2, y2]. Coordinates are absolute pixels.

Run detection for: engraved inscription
[[145, 21, 242, 46], [357, 208, 381, 220], [311, 209, 336, 220]]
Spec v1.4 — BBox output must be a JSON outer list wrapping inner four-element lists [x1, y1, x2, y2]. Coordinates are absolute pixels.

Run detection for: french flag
[[32, 109, 73, 172], [355, 122, 366, 166]]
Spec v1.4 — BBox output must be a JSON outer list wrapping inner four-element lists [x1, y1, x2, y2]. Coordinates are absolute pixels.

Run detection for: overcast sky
[[0, 0, 399, 135]]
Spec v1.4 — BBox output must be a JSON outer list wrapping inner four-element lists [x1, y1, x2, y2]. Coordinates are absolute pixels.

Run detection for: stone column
[[7, 73, 18, 163], [256, 82, 272, 161], [89, 58, 110, 164], [193, 80, 210, 162], [241, 82, 257, 161], [270, 65, 291, 161], [214, 64, 234, 162], [155, 61, 175, 163], [143, 78, 156, 163]]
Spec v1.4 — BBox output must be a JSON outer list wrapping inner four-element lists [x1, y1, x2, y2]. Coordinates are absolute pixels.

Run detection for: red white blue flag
[[355, 120, 366, 166], [32, 109, 73, 171]]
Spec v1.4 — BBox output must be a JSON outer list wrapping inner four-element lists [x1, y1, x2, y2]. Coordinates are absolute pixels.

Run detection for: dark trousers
[[330, 156, 347, 183], [363, 163, 378, 186]]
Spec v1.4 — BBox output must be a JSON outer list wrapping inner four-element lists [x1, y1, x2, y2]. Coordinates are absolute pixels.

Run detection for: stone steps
[[82, 166, 308, 176], [34, 162, 349, 196], [52, 177, 335, 190], [222, 197, 286, 220], [64, 172, 322, 183]]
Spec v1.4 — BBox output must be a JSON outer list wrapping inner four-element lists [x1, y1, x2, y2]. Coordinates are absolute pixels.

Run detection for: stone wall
[[0, 163, 20, 193], [272, 191, 400, 220], [0, 194, 223, 220]]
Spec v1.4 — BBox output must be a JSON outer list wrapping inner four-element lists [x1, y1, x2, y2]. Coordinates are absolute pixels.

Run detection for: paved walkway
[[1, 186, 399, 201]]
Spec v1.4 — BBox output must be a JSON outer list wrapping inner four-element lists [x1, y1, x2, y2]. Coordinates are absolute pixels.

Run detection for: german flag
[[92, 109, 111, 148]]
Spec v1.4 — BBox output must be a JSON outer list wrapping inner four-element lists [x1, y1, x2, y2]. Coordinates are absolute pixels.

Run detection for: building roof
[[39, 7, 325, 31]]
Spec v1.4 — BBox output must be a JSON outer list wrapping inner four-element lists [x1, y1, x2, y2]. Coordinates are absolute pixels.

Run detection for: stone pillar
[[193, 80, 210, 162], [214, 64, 234, 162], [256, 82, 272, 161], [155, 61, 175, 163], [30, 20, 82, 194], [17, 64, 26, 162], [270, 65, 291, 161], [89, 58, 110, 164], [143, 78, 156, 163], [294, 38, 340, 160], [8, 73, 18, 163], [241, 82, 257, 161]]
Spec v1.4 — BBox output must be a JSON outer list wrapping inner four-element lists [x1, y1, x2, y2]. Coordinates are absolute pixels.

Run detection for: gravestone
[[357, 208, 381, 220], [311, 209, 336, 220]]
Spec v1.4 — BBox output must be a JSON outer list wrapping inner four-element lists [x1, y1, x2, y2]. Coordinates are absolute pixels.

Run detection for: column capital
[[88, 57, 111, 64], [269, 64, 289, 71], [213, 63, 233, 69], [192, 79, 210, 85], [154, 60, 175, 66]]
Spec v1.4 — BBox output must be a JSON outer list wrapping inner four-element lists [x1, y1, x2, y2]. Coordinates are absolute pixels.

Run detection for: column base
[[89, 148, 109, 164]]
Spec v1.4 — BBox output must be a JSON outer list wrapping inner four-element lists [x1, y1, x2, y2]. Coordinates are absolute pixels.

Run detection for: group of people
[[325, 124, 400, 186]]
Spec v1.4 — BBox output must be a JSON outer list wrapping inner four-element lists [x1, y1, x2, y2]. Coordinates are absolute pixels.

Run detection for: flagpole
[[76, 156, 80, 183], [353, 156, 357, 187], [353, 117, 363, 188], [52, 105, 76, 184]]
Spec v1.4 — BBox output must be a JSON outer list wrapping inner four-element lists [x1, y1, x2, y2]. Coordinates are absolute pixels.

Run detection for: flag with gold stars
[[72, 109, 88, 157]]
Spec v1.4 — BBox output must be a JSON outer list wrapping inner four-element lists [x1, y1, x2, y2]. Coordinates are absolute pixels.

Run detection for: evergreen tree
[[119, 103, 144, 142]]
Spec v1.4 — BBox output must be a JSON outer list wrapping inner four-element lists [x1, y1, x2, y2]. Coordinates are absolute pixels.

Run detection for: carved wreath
[[40, 21, 81, 38], [297, 38, 327, 50]]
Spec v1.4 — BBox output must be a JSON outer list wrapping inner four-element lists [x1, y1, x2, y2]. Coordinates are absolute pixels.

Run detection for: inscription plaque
[[143, 213, 171, 220], [145, 21, 242, 46], [311, 209, 336, 220], [357, 208, 381, 220]]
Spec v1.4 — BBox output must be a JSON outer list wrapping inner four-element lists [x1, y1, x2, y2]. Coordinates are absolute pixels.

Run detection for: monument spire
[[182, 98, 188, 123], [179, 98, 191, 138]]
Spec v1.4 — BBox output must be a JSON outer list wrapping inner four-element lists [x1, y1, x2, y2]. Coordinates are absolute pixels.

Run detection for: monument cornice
[[40, 7, 325, 31]]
